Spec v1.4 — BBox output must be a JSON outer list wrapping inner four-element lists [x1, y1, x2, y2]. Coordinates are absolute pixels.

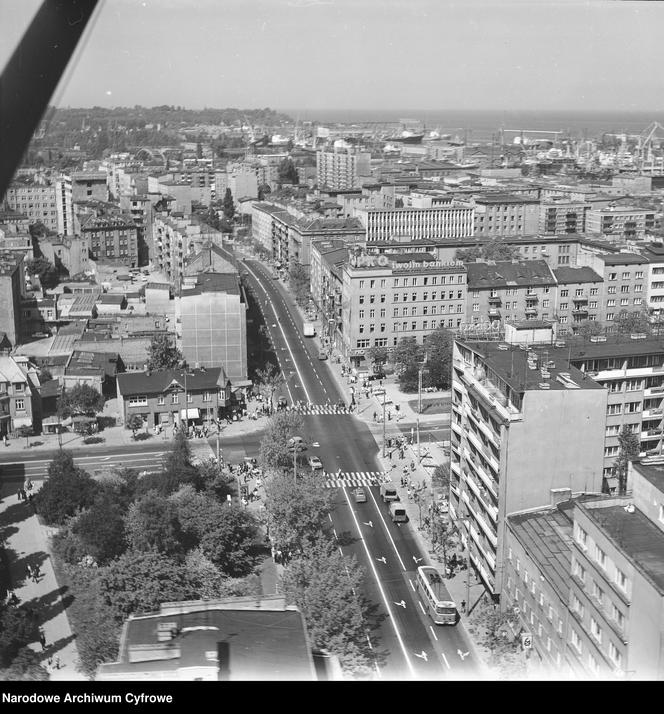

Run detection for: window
[[607, 403, 622, 415], [590, 617, 602, 644], [473, 303, 480, 312], [547, 605, 554, 622], [157, 396, 165, 406], [14, 398, 25, 411], [359, 295, 365, 304], [635, 271, 644, 279], [356, 339, 370, 349], [128, 395, 147, 407], [620, 285, 630, 294], [634, 284, 643, 293], [606, 313, 615, 321], [507, 547, 512, 562], [359, 280, 365, 289], [571, 593, 584, 617], [606, 299, 616, 307], [622, 272, 630, 280], [369, 309, 375, 318], [370, 294, 376, 303], [575, 524, 588, 549], [359, 310, 365, 319], [615, 568, 628, 592], [588, 653, 600, 676], [560, 289, 569, 297], [607, 286, 616, 294], [516, 558, 520, 573], [609, 642, 623, 669], [370, 280, 375, 289], [394, 294, 399, 302], [560, 303, 568, 310], [570, 628, 582, 654], [590, 288, 599, 295], [659, 503, 664, 524], [611, 604, 625, 629], [592, 581, 604, 605], [595, 546, 607, 569], [171, 394, 179, 404], [608, 273, 617, 281], [412, 292, 417, 302], [573, 558, 586, 584]]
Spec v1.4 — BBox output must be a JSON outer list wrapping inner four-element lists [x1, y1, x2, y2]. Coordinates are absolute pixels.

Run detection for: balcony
[[573, 295, 589, 305], [488, 295, 502, 306], [525, 307, 538, 316], [488, 309, 501, 319], [572, 307, 589, 316], [525, 291, 538, 300]]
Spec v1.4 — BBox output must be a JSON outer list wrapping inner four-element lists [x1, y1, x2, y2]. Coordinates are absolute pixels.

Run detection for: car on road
[[309, 456, 323, 470], [318, 350, 328, 360], [355, 487, 367, 503], [277, 396, 288, 409]]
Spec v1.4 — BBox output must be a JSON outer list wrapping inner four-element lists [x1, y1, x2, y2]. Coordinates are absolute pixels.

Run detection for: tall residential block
[[316, 148, 371, 190]]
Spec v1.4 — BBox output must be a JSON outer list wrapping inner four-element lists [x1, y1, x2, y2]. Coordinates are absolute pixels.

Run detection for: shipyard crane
[[638, 122, 664, 163]]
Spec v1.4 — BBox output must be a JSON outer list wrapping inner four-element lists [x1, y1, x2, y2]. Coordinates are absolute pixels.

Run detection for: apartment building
[[567, 458, 664, 679], [316, 147, 371, 190], [340, 250, 466, 366], [80, 214, 139, 268], [638, 242, 664, 313], [153, 213, 206, 284], [465, 260, 557, 326], [3, 174, 74, 235], [38, 233, 90, 277], [120, 194, 153, 265], [539, 199, 589, 235], [472, 194, 540, 237], [553, 266, 604, 333], [71, 171, 109, 203], [0, 251, 27, 347], [600, 254, 648, 325], [180, 272, 248, 380], [567, 336, 664, 482], [309, 239, 347, 338], [586, 206, 656, 241], [449, 340, 606, 596], [358, 205, 475, 243]]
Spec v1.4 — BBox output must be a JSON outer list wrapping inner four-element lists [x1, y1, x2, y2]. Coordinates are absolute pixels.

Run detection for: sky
[[1, 0, 663, 113]]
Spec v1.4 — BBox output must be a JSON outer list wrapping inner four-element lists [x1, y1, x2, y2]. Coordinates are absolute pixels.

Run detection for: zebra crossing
[[323, 471, 390, 488], [284, 403, 352, 416]]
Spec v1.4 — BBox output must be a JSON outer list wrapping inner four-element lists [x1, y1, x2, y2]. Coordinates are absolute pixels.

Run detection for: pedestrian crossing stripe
[[323, 471, 390, 488], [284, 404, 352, 415]]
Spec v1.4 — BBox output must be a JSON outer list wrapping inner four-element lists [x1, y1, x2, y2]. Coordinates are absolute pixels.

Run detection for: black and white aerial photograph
[[1, 0, 664, 693]]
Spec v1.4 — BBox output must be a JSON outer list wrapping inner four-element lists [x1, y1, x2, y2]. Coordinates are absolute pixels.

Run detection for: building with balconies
[[566, 457, 664, 680], [586, 206, 656, 241], [553, 266, 604, 334], [539, 200, 589, 236], [465, 260, 557, 327], [472, 194, 540, 237], [449, 339, 607, 597], [566, 335, 664, 486]]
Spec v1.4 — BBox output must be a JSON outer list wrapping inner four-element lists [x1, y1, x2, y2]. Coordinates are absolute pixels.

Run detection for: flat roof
[[601, 252, 647, 266], [459, 340, 605, 394], [567, 335, 664, 361], [632, 458, 664, 496], [582, 501, 664, 595]]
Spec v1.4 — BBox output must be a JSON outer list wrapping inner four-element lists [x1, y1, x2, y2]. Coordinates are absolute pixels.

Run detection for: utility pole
[[382, 388, 386, 457], [417, 366, 422, 460]]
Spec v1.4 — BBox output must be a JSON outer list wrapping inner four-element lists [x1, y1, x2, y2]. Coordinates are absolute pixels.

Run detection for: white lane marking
[[244, 262, 311, 403], [429, 626, 438, 641], [418, 600, 426, 615], [328, 513, 333, 522], [442, 653, 450, 670], [333, 528, 338, 540], [366, 489, 408, 571], [342, 487, 417, 679], [409, 579, 415, 591], [0, 450, 167, 467]]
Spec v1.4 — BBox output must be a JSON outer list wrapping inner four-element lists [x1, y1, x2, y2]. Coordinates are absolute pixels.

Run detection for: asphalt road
[[241, 257, 476, 680]]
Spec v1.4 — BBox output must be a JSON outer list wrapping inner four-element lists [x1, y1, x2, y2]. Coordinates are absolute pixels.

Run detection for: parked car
[[355, 487, 367, 503], [309, 456, 323, 470], [277, 396, 288, 409], [318, 351, 328, 360]]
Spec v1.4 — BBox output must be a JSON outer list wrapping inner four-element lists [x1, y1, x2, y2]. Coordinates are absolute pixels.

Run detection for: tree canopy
[[34, 451, 98, 525], [259, 411, 305, 472], [423, 326, 455, 390], [277, 158, 299, 186], [222, 188, 235, 222], [125, 491, 188, 557], [613, 309, 651, 335], [146, 333, 183, 371], [254, 361, 284, 411], [57, 383, 105, 419], [289, 261, 310, 307]]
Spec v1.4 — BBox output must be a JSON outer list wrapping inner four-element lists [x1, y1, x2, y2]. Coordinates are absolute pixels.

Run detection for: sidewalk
[[0, 485, 85, 679]]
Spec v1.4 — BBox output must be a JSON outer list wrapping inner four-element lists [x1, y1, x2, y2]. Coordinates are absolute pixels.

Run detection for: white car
[[309, 456, 323, 471]]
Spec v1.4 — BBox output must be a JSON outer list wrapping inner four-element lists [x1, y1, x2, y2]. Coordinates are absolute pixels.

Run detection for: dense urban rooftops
[[466, 259, 555, 288]]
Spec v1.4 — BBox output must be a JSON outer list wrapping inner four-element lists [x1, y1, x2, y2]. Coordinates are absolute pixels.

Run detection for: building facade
[[316, 148, 371, 190], [358, 205, 475, 242], [472, 194, 540, 237], [80, 214, 139, 268]]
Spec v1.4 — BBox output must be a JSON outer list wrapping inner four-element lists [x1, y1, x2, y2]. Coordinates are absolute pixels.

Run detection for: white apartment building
[[4, 174, 74, 235], [316, 148, 371, 190]]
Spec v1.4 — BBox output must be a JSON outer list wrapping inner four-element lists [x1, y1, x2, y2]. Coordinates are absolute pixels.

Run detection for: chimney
[[550, 487, 572, 507]]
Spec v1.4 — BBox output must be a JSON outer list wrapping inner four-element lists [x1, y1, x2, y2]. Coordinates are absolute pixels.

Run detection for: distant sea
[[282, 108, 664, 141]]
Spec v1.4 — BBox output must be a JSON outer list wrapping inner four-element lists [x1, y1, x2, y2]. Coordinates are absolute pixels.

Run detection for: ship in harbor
[[389, 129, 425, 144]]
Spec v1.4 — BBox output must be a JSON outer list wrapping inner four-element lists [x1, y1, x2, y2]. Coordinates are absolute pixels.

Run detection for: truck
[[303, 322, 315, 337]]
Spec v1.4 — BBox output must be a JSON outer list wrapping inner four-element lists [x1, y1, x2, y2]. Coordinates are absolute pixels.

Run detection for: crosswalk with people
[[282, 403, 352, 416], [323, 471, 389, 488]]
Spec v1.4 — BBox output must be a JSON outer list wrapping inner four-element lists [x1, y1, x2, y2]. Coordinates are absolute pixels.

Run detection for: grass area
[[406, 397, 451, 415]]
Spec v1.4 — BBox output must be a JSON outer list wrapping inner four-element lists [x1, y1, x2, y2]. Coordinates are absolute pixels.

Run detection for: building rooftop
[[632, 458, 664, 495], [183, 272, 239, 297], [581, 500, 664, 595], [567, 335, 664, 361], [553, 266, 604, 284], [117, 366, 227, 395], [601, 252, 647, 266], [459, 340, 605, 394], [466, 259, 556, 289]]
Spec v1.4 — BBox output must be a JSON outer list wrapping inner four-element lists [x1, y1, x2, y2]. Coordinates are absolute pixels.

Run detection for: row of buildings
[[448, 325, 664, 679]]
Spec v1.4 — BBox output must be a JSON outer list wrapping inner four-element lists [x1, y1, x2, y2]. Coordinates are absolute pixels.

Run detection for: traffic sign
[[521, 632, 533, 649]]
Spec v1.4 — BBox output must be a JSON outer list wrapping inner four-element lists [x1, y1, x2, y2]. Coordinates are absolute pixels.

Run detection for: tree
[[0, 647, 49, 681], [198, 506, 261, 577], [74, 491, 127, 564], [289, 261, 310, 306], [424, 326, 455, 390], [455, 242, 521, 263], [196, 458, 233, 502], [264, 470, 334, 553], [204, 205, 221, 231], [125, 491, 188, 556], [57, 383, 105, 419], [15, 425, 32, 448], [612, 424, 641, 495], [277, 157, 299, 186], [575, 319, 604, 339], [34, 451, 98, 525], [257, 183, 271, 201], [282, 537, 374, 677], [185, 548, 261, 599], [471, 599, 525, 677], [431, 521, 458, 570], [613, 309, 652, 335], [146, 333, 182, 371], [126, 414, 144, 438], [100, 550, 200, 622], [432, 463, 450, 493], [222, 188, 235, 222], [26, 257, 60, 289], [0, 604, 38, 671], [259, 411, 305, 472], [364, 346, 389, 370], [255, 362, 285, 413], [392, 337, 425, 393]]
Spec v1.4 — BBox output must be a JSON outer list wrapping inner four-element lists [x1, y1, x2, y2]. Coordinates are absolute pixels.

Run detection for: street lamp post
[[382, 388, 386, 458], [417, 354, 428, 461], [288, 436, 306, 485]]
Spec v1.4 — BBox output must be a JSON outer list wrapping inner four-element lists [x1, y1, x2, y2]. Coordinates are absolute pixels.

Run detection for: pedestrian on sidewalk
[[4, 435, 8, 447], [406, 487, 412, 500], [32, 564, 41, 582], [16, 488, 22, 502], [25, 564, 33, 582], [373, 411, 377, 422], [7, 590, 19, 606], [460, 599, 466, 614], [38, 628, 46, 650]]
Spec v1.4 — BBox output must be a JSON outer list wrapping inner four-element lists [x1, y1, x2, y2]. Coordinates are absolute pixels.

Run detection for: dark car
[[277, 396, 288, 409]]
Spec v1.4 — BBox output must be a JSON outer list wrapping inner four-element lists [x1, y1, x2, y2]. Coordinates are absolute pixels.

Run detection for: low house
[[96, 596, 339, 681], [64, 349, 121, 397], [0, 355, 41, 437], [96, 293, 127, 314], [116, 366, 231, 430]]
